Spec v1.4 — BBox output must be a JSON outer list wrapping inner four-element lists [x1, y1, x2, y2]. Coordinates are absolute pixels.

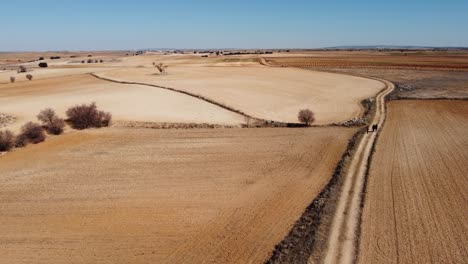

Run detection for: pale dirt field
[[0, 127, 355, 264], [0, 67, 114, 84], [0, 75, 245, 131], [359, 100, 468, 264], [96, 66, 384, 124]]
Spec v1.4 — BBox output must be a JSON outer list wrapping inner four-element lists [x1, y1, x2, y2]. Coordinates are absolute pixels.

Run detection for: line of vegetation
[[0, 103, 111, 153]]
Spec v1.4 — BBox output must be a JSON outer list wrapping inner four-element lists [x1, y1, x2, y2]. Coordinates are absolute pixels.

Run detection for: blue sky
[[2, 0, 468, 51]]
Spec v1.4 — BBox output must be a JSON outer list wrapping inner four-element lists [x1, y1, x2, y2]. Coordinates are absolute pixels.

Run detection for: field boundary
[[90, 72, 265, 121]]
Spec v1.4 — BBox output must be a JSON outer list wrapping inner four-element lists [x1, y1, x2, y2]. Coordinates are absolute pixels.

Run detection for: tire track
[[322, 78, 394, 264]]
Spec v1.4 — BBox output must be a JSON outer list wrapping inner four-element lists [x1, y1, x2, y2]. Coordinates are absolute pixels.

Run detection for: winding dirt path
[[321, 78, 394, 264]]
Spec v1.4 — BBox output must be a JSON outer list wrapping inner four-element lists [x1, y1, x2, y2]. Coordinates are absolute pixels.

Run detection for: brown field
[[264, 50, 468, 70], [313, 68, 468, 99], [359, 100, 468, 263], [0, 126, 355, 263]]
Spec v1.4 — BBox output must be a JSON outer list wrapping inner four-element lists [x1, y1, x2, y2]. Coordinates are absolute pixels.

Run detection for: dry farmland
[[0, 127, 355, 263], [263, 50, 468, 70], [95, 66, 383, 124], [0, 74, 245, 131], [359, 100, 468, 264]]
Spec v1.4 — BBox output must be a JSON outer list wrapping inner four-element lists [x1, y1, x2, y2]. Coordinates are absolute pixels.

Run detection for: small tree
[[10, 76, 15, 83], [18, 122, 46, 144], [298, 109, 315, 126], [26, 74, 33, 81], [0, 130, 15, 151], [37, 108, 65, 135], [153, 62, 168, 74]]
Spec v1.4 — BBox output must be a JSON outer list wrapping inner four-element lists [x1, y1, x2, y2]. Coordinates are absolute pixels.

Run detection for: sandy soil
[[96, 66, 383, 124], [0, 127, 355, 264], [0, 75, 245, 131], [359, 100, 468, 264]]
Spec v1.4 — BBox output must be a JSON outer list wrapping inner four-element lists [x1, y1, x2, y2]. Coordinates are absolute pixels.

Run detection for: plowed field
[[359, 100, 468, 263]]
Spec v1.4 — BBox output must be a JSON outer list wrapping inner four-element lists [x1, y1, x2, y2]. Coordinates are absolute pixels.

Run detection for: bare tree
[[10, 76, 15, 83], [37, 108, 65, 135], [26, 74, 33, 81], [153, 62, 168, 74], [298, 109, 315, 126]]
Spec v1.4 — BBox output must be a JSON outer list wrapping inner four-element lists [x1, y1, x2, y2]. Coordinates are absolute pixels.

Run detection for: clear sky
[[2, 0, 468, 51]]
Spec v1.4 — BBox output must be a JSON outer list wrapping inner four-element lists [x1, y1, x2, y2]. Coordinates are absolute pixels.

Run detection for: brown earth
[[310, 68, 468, 99], [0, 126, 355, 264], [359, 100, 468, 264], [263, 51, 468, 70]]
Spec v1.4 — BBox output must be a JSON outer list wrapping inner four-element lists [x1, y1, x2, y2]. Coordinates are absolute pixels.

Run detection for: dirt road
[[321, 78, 394, 264]]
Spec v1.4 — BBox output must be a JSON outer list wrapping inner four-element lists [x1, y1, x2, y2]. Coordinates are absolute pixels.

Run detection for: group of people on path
[[367, 124, 378, 133]]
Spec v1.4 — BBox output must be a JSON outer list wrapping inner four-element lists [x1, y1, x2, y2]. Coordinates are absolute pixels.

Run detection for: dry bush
[[298, 109, 315, 126], [0, 130, 15, 151], [66, 102, 112, 129], [26, 74, 33, 81], [17, 65, 27, 73], [10, 76, 15, 83], [37, 108, 65, 135], [15, 133, 28, 148], [19, 122, 46, 144]]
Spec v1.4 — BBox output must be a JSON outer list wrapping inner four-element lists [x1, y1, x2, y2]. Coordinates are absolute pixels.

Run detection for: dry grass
[[0, 126, 355, 264], [359, 100, 468, 263]]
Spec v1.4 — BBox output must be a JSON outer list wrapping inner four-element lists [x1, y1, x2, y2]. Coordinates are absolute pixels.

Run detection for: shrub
[[18, 122, 46, 144], [87, 59, 93, 63], [37, 108, 65, 135], [26, 74, 33, 81], [298, 109, 315, 126], [17, 65, 27, 73], [81, 60, 85, 63], [94, 59, 98, 63], [66, 102, 112, 129], [99, 59, 103, 63], [15, 133, 28, 147], [0, 130, 15, 151], [38, 62, 48, 68], [10, 76, 15, 83], [38, 57, 44, 60], [50, 56, 61, 60]]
